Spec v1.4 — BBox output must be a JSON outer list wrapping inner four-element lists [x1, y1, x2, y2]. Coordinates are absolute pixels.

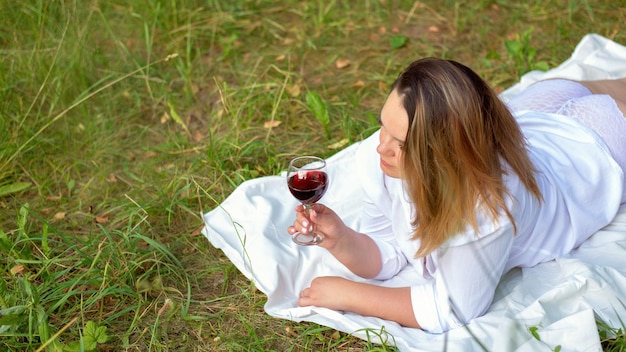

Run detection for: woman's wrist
[[324, 227, 356, 254], [326, 230, 382, 278]]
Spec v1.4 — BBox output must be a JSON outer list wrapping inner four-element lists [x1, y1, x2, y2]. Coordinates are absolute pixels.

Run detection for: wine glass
[[286, 156, 329, 245]]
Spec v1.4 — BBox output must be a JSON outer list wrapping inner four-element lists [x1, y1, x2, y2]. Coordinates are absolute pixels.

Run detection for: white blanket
[[202, 34, 626, 351]]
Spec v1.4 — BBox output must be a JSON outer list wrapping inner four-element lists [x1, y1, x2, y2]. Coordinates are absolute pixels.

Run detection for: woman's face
[[377, 89, 409, 179]]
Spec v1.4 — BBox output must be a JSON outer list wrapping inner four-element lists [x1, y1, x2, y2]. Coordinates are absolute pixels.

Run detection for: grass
[[0, 0, 624, 350]]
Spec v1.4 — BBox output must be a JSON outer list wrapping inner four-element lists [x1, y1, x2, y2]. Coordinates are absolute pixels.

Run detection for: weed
[[504, 27, 550, 76]]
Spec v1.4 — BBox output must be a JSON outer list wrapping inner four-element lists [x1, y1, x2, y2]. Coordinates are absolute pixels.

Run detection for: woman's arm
[[298, 276, 421, 329], [297, 221, 516, 332], [326, 228, 384, 279]]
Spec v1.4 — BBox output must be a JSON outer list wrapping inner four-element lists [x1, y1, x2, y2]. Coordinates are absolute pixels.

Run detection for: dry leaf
[[327, 138, 349, 150], [160, 112, 170, 124], [54, 212, 66, 219], [285, 326, 297, 336], [107, 173, 117, 182], [158, 298, 173, 317], [46, 195, 62, 201], [263, 120, 281, 128], [428, 25, 440, 33], [191, 225, 204, 237], [287, 84, 301, 97], [10, 265, 25, 275], [335, 58, 350, 69], [378, 26, 387, 34], [352, 80, 365, 88], [95, 213, 109, 224], [283, 38, 295, 45], [192, 130, 204, 142], [275, 54, 286, 61]]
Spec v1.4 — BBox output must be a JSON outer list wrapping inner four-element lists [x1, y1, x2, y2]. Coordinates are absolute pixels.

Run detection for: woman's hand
[[298, 276, 421, 329], [298, 276, 354, 311], [287, 203, 349, 250]]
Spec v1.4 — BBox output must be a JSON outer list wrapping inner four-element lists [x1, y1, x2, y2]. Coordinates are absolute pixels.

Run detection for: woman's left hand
[[298, 276, 354, 311], [298, 276, 421, 329]]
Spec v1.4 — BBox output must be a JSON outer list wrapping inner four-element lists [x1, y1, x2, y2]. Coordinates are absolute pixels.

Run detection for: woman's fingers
[[289, 203, 333, 238], [290, 215, 313, 234]]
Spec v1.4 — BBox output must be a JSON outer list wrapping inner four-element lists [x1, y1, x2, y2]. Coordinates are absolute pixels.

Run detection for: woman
[[288, 58, 626, 333]]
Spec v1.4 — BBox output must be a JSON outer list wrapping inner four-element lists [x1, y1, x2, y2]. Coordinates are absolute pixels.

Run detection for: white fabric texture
[[202, 34, 626, 351]]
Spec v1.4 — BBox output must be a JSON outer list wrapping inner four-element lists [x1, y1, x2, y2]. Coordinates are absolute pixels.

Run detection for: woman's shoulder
[[442, 203, 517, 249]]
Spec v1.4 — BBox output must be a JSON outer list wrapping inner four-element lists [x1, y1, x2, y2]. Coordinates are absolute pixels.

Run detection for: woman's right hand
[[290, 203, 383, 278], [287, 203, 349, 250]]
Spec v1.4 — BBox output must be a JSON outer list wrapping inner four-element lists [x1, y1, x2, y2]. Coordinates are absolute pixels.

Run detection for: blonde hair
[[391, 58, 542, 257]]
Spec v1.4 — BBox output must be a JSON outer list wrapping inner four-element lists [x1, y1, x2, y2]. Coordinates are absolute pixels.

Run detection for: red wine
[[288, 170, 328, 204]]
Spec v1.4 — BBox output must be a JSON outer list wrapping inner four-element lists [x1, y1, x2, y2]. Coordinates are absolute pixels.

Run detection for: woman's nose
[[377, 136, 394, 156]]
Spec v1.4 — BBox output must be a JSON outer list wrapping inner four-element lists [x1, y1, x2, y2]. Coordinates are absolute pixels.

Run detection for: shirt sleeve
[[360, 191, 409, 280], [411, 222, 516, 333]]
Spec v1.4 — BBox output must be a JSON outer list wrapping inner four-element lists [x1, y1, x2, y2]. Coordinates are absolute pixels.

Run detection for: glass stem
[[302, 204, 314, 233]]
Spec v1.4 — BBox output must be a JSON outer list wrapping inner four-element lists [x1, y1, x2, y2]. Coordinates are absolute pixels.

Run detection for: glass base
[[292, 232, 323, 246]]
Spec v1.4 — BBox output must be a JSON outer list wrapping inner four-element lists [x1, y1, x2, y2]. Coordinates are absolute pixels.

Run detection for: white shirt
[[356, 111, 624, 333]]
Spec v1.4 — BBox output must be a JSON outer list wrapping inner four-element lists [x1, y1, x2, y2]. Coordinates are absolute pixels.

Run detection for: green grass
[[0, 0, 624, 350]]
